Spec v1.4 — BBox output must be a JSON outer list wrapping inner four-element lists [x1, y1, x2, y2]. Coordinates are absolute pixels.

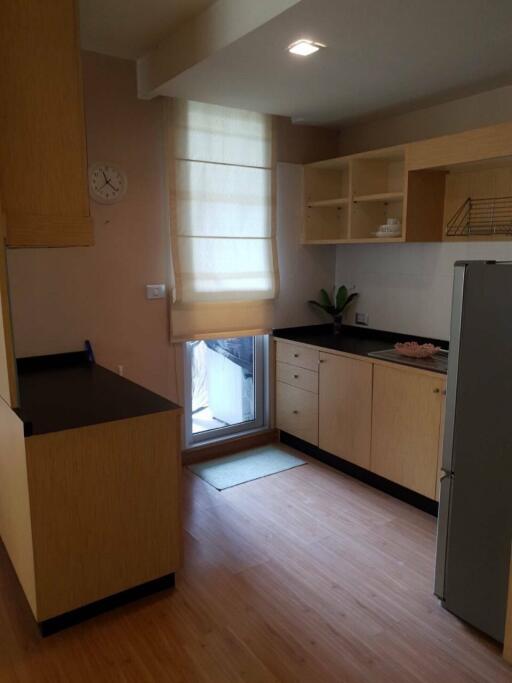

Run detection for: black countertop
[[273, 324, 449, 373], [15, 352, 181, 437]]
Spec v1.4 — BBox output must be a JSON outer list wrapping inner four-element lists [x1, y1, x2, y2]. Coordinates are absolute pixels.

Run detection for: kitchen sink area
[[368, 348, 449, 373]]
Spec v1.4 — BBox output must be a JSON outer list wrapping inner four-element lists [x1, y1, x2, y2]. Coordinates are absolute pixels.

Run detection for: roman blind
[[167, 99, 278, 341]]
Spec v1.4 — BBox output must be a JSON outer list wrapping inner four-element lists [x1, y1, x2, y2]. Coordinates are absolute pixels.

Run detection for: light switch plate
[[146, 284, 166, 300], [355, 312, 369, 326]]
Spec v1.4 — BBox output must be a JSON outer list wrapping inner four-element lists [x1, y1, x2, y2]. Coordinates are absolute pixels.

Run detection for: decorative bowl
[[394, 341, 441, 358]]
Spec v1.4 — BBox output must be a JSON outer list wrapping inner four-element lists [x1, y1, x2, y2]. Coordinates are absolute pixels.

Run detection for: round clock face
[[89, 163, 127, 204]]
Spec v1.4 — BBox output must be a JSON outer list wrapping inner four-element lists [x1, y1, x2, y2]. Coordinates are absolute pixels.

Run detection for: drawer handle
[[434, 388, 446, 394], [293, 410, 299, 414], [433, 388, 440, 393], [294, 353, 299, 358], [294, 374, 299, 379]]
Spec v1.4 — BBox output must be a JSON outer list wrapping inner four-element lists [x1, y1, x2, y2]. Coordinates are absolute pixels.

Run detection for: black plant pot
[[333, 315, 343, 335]]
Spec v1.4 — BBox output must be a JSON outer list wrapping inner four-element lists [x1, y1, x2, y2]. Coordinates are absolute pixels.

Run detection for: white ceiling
[[80, 0, 512, 126], [79, 0, 215, 59]]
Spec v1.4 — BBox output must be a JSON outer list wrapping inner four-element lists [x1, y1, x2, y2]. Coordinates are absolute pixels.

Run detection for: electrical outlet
[[355, 312, 369, 326], [146, 284, 166, 300]]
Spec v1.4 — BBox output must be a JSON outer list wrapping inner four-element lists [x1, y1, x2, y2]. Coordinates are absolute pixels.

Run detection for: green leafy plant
[[308, 285, 358, 320]]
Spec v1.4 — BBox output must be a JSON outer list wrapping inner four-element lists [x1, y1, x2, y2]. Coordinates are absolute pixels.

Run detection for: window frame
[[183, 335, 268, 448]]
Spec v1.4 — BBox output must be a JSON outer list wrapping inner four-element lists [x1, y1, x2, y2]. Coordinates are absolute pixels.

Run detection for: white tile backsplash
[[336, 242, 512, 340]]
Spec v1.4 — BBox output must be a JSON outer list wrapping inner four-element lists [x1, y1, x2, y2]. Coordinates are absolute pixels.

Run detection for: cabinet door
[[371, 364, 444, 499], [319, 353, 372, 468], [0, 0, 92, 247]]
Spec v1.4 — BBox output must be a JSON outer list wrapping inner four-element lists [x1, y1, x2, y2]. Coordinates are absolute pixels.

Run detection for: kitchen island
[[0, 352, 182, 634]]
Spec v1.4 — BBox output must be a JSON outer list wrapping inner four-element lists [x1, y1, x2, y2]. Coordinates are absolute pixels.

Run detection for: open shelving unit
[[302, 120, 512, 246], [303, 146, 408, 244]]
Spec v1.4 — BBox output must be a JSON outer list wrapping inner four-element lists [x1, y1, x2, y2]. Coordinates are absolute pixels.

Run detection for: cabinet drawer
[[276, 362, 318, 394], [275, 341, 318, 372], [276, 381, 318, 446]]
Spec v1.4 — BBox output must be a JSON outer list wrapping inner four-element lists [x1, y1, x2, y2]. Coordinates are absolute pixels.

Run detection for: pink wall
[[7, 52, 338, 404], [8, 52, 181, 402]]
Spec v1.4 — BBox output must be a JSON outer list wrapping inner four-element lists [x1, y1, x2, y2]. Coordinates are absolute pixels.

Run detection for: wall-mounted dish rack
[[446, 196, 512, 236]]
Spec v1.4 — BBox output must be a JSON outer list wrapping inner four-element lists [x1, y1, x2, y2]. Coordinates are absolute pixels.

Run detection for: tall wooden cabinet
[[0, 0, 93, 247], [318, 353, 372, 469], [371, 364, 445, 499]]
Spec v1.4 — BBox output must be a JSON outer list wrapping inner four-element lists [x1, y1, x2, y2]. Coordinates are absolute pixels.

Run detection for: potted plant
[[308, 285, 359, 335]]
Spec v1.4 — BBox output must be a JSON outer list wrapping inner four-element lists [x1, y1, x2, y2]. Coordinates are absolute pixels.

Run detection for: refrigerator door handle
[[435, 472, 454, 600]]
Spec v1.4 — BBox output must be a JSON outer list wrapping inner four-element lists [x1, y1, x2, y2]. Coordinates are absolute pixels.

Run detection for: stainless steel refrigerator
[[435, 260, 512, 643]]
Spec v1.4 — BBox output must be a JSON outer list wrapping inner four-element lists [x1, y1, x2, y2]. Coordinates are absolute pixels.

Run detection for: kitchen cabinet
[[0, 357, 182, 630], [0, 0, 93, 247], [370, 364, 445, 499], [318, 352, 372, 469], [275, 341, 319, 446], [274, 335, 447, 503], [303, 121, 512, 245]]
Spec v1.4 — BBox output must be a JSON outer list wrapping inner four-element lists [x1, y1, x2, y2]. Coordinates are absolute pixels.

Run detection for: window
[[184, 336, 266, 446], [171, 99, 277, 307], [169, 100, 275, 443]]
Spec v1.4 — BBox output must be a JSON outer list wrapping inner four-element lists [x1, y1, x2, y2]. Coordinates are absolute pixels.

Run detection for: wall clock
[[88, 162, 127, 204]]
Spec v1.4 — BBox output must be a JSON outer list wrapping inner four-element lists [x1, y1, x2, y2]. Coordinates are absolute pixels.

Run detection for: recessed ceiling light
[[287, 39, 325, 57]]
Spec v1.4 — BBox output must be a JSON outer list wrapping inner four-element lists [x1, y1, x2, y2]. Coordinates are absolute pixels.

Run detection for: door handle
[[440, 469, 452, 481]]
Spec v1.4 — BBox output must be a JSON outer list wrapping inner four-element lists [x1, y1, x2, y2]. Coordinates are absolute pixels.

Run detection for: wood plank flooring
[[0, 452, 511, 682]]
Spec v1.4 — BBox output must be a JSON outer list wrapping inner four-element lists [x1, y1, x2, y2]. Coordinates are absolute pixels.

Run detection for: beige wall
[[339, 84, 512, 155], [7, 52, 338, 402]]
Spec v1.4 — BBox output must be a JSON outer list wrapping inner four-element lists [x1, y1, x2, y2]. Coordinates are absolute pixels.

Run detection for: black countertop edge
[[17, 351, 91, 374], [15, 352, 181, 437], [272, 323, 449, 374]]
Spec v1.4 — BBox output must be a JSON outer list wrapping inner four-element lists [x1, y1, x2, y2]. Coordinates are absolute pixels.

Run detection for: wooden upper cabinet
[[0, 0, 93, 248], [407, 121, 512, 171], [319, 352, 372, 469], [371, 364, 445, 499]]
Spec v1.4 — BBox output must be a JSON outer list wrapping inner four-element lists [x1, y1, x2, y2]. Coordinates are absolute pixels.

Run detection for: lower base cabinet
[[318, 352, 372, 469], [0, 403, 182, 625], [370, 364, 445, 499], [274, 338, 447, 501]]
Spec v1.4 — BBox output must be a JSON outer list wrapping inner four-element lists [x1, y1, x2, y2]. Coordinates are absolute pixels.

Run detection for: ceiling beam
[[137, 0, 301, 99]]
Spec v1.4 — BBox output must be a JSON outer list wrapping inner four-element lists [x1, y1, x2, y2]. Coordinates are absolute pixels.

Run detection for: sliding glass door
[[184, 335, 267, 447]]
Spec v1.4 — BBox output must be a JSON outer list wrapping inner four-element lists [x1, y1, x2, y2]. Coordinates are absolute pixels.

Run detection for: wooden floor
[[1, 452, 511, 682]]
